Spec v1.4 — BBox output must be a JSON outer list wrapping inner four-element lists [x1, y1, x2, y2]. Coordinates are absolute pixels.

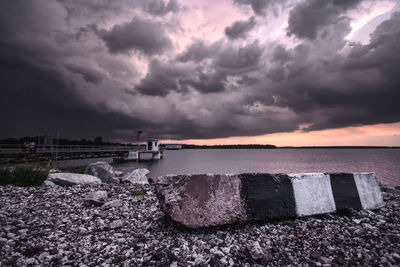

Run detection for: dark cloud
[[99, 17, 172, 55], [135, 60, 189, 96], [232, 0, 286, 16], [1, 0, 399, 142], [215, 41, 264, 71], [64, 64, 103, 84], [225, 16, 256, 40], [287, 0, 362, 40], [265, 12, 400, 131], [0, 48, 151, 140], [176, 40, 222, 62], [58, 0, 178, 21], [146, 0, 180, 16], [181, 71, 227, 93]]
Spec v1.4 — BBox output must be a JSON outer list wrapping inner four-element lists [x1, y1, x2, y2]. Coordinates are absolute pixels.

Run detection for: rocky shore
[[0, 183, 399, 266]]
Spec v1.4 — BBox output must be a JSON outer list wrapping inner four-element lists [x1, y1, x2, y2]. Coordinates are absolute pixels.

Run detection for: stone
[[101, 200, 123, 210], [110, 220, 124, 229], [85, 162, 118, 184], [153, 172, 385, 228], [247, 241, 273, 264], [46, 173, 102, 186], [392, 253, 400, 262], [41, 180, 57, 187], [319, 256, 331, 264], [121, 168, 150, 185], [114, 171, 124, 177], [83, 190, 108, 207]]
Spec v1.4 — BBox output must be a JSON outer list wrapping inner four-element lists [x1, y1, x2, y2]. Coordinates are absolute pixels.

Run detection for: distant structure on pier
[[146, 139, 160, 152], [165, 142, 182, 150], [114, 138, 163, 162]]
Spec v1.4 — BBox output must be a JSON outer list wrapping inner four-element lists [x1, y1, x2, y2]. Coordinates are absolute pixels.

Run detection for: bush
[[0, 167, 48, 187]]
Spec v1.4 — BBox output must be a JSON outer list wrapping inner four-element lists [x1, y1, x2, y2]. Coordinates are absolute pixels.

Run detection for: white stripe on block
[[353, 173, 385, 210], [290, 173, 336, 217]]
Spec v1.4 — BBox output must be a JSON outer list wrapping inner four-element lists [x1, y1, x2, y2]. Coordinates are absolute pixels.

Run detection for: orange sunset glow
[[177, 122, 400, 147]]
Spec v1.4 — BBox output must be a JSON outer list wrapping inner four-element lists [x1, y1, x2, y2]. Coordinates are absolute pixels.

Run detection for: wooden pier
[[0, 144, 140, 163]]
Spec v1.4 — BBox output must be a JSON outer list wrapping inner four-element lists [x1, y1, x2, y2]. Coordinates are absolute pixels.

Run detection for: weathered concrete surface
[[85, 162, 118, 184], [330, 173, 363, 210], [290, 173, 336, 216], [240, 173, 296, 219], [153, 172, 385, 228], [46, 173, 102, 186], [153, 174, 246, 228], [353, 173, 384, 209]]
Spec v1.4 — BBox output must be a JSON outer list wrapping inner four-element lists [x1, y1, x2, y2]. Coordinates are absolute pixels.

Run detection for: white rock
[[46, 173, 102, 186], [114, 171, 124, 177], [110, 219, 124, 229], [219, 257, 228, 265], [121, 168, 150, 185], [247, 241, 273, 264], [221, 247, 231, 255], [41, 180, 57, 187]]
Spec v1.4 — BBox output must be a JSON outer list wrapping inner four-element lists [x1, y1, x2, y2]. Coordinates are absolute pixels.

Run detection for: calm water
[[58, 149, 400, 187]]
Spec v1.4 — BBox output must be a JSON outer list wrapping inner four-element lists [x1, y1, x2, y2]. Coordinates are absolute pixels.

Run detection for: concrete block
[[153, 172, 385, 228], [240, 173, 296, 219], [353, 173, 384, 210], [290, 173, 336, 216]]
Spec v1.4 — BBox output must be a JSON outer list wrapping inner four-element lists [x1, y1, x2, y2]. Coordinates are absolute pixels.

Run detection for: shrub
[[0, 167, 48, 187]]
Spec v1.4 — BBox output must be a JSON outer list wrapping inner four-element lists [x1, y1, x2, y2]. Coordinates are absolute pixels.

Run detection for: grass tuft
[[0, 166, 48, 187], [130, 184, 147, 196]]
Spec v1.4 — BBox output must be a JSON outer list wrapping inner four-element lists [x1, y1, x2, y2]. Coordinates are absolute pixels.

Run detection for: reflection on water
[[57, 149, 400, 187]]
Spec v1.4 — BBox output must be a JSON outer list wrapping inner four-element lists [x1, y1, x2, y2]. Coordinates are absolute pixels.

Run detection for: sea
[[57, 149, 400, 188]]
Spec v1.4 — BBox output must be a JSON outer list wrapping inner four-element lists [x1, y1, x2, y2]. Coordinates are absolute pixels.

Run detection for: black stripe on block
[[329, 173, 362, 210], [240, 173, 296, 220]]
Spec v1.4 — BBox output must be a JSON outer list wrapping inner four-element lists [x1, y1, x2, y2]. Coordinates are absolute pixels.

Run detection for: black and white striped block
[[153, 172, 384, 228]]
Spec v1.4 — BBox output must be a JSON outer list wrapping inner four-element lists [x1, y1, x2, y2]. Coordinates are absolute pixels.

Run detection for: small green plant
[[130, 184, 147, 196], [0, 166, 48, 187]]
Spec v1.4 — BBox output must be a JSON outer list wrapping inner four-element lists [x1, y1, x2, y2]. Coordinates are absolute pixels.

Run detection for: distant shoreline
[[181, 145, 400, 149]]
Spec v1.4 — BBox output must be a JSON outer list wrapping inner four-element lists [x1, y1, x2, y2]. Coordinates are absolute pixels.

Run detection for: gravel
[[0, 184, 399, 266]]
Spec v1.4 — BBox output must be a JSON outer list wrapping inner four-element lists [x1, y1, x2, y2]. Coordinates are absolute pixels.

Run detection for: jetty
[[0, 143, 135, 163]]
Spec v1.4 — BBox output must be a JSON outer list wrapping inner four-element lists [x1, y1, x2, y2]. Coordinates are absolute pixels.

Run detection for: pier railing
[[0, 144, 143, 155]]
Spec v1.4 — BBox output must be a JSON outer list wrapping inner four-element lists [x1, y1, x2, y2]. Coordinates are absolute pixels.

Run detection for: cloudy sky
[[1, 0, 399, 145]]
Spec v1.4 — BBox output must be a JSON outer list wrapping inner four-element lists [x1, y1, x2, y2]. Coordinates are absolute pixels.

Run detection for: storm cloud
[[135, 60, 190, 96], [177, 40, 222, 63], [232, 0, 287, 16], [287, 0, 363, 39], [146, 0, 180, 16], [99, 17, 172, 55], [0, 0, 399, 141], [225, 16, 256, 39]]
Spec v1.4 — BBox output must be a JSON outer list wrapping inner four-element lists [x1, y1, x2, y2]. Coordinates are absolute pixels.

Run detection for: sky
[[0, 0, 399, 146]]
